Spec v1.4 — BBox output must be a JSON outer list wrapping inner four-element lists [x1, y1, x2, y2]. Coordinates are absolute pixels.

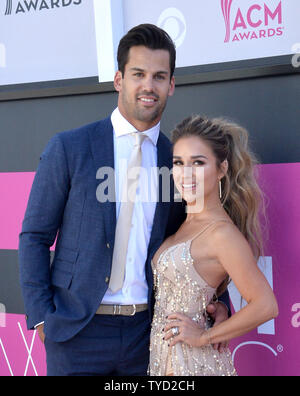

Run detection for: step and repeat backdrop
[[0, 0, 299, 376], [1, 0, 300, 83]]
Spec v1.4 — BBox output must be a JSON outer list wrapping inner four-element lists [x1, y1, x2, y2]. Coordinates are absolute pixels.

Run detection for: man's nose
[[142, 76, 155, 92]]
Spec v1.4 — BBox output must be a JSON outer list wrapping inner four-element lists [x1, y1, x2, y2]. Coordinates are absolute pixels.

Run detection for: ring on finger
[[171, 327, 180, 336]]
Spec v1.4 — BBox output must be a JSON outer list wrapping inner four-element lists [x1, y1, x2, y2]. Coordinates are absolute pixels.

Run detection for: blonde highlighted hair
[[172, 115, 266, 261]]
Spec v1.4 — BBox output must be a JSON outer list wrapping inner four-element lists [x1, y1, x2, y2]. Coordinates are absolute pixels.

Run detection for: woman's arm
[[164, 223, 278, 348], [203, 224, 278, 345]]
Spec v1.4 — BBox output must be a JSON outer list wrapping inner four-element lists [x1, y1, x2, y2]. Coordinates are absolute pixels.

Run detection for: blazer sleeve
[[218, 289, 232, 317], [19, 133, 70, 330]]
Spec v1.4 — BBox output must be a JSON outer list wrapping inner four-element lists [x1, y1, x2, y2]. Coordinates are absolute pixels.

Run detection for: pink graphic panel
[[0, 172, 35, 250], [0, 314, 46, 376], [0, 164, 299, 376], [229, 163, 300, 376], [0, 172, 56, 251]]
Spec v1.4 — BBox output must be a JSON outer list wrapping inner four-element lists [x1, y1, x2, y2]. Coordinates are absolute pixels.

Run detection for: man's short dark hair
[[117, 24, 176, 79]]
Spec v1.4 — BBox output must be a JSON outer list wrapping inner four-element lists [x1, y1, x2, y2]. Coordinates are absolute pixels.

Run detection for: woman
[[149, 115, 278, 376]]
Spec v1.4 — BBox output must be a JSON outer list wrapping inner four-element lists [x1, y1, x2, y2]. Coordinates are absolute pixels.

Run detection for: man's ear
[[168, 76, 175, 97], [114, 71, 123, 92]]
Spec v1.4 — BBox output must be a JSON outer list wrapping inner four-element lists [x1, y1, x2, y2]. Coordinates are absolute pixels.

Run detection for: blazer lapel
[[88, 122, 173, 257], [88, 117, 116, 248]]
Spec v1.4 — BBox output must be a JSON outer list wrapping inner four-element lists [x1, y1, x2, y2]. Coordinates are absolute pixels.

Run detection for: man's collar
[[111, 108, 160, 146]]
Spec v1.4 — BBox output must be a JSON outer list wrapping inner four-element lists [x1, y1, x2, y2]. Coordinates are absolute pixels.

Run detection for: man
[[19, 24, 230, 376]]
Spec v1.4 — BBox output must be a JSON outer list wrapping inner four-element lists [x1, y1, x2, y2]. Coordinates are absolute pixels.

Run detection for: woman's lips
[[181, 183, 197, 191]]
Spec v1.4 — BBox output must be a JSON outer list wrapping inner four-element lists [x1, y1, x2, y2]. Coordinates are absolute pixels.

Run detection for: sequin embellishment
[[149, 240, 237, 376]]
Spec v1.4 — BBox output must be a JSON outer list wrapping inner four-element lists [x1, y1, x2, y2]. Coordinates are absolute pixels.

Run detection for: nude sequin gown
[[149, 221, 237, 376]]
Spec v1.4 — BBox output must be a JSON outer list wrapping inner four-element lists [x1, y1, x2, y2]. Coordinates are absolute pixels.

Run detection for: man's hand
[[36, 324, 46, 344], [206, 302, 229, 353]]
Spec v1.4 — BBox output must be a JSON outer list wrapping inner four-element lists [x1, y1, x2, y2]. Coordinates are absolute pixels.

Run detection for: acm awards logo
[[4, 0, 82, 15], [157, 8, 187, 49], [221, 0, 284, 43]]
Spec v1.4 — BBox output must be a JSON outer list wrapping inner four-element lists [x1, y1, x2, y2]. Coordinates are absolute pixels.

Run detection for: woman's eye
[[173, 160, 183, 166], [173, 160, 205, 166], [194, 161, 205, 166]]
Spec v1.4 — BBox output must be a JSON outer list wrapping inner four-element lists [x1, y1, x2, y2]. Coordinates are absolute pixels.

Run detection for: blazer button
[[106, 243, 110, 249], [105, 277, 110, 284]]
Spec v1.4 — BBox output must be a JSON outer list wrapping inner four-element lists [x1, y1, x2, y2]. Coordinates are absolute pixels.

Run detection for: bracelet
[[205, 328, 212, 346]]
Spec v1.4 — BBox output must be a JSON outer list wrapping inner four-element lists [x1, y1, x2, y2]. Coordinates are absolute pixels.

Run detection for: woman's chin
[[181, 191, 197, 202]]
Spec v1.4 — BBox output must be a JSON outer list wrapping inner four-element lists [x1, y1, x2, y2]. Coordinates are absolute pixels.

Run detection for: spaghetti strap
[[189, 219, 233, 242]]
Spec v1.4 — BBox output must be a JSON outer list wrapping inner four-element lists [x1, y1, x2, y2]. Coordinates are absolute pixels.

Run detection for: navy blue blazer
[[19, 117, 229, 342]]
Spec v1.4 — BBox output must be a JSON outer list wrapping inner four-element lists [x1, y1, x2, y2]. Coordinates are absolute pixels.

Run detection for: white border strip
[[93, 0, 124, 82], [0, 43, 6, 68]]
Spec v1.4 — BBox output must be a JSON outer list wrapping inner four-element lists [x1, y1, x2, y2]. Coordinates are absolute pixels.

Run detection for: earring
[[219, 180, 222, 200]]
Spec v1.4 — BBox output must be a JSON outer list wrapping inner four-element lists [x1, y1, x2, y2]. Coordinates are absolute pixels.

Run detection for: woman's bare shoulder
[[191, 220, 249, 254], [208, 220, 254, 259], [211, 220, 241, 238]]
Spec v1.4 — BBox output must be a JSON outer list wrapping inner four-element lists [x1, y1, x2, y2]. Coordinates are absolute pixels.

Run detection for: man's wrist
[[34, 321, 44, 329]]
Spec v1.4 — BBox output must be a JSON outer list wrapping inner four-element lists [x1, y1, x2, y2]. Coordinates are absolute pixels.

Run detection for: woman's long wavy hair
[[172, 115, 266, 294]]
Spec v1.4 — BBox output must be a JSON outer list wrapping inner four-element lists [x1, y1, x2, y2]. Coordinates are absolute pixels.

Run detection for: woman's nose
[[182, 166, 194, 180]]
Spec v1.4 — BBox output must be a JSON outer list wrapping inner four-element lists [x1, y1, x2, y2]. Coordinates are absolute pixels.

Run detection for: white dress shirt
[[101, 108, 159, 305]]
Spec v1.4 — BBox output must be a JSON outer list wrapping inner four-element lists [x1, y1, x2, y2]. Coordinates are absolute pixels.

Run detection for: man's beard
[[133, 105, 161, 124], [121, 91, 167, 125], [133, 97, 167, 124]]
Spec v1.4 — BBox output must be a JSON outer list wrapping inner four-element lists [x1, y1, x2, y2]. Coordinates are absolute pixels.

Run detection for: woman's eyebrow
[[191, 155, 208, 159], [173, 155, 208, 159]]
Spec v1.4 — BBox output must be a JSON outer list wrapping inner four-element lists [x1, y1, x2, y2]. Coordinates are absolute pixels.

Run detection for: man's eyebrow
[[130, 67, 145, 72], [129, 67, 169, 75]]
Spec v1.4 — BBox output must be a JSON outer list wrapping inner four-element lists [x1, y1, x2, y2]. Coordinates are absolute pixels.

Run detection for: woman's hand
[[163, 312, 208, 348]]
